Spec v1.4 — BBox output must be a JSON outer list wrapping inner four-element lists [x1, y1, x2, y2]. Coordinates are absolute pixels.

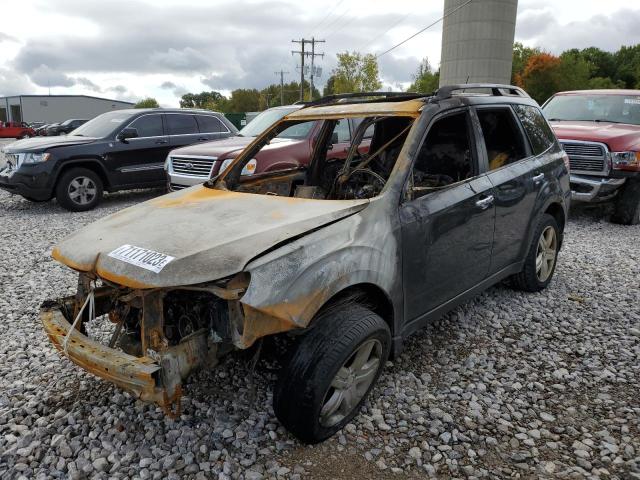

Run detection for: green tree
[[323, 75, 336, 96], [407, 58, 439, 93], [332, 51, 382, 93], [579, 47, 616, 79], [179, 91, 226, 109], [557, 51, 591, 91], [588, 77, 626, 89], [226, 89, 262, 112], [134, 97, 159, 108], [614, 45, 640, 88]]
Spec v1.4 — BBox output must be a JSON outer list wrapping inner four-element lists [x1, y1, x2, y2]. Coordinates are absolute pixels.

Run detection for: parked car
[[35, 123, 55, 136], [41, 84, 569, 443], [45, 118, 88, 136], [0, 109, 237, 210], [543, 89, 640, 224], [0, 121, 35, 139], [166, 105, 371, 190]]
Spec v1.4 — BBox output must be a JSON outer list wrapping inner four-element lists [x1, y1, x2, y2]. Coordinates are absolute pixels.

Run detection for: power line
[[309, 0, 344, 36], [375, 0, 475, 59], [317, 5, 351, 38], [355, 11, 412, 53]]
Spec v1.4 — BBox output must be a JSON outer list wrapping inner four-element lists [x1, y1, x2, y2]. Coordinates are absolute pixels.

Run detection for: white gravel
[[0, 188, 638, 480]]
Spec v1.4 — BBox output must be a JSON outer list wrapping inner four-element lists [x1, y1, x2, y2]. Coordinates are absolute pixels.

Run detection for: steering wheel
[[334, 168, 386, 199]]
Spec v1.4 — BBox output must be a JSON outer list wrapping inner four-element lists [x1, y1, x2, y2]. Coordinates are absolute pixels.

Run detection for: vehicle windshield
[[69, 111, 132, 138], [239, 107, 300, 138], [214, 114, 415, 201], [543, 94, 640, 126]]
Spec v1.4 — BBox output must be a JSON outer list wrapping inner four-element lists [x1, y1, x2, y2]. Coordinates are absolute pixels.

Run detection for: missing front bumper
[[40, 298, 214, 416]]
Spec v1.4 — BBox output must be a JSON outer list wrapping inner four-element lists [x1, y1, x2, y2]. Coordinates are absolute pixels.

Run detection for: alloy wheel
[[68, 176, 97, 206], [319, 338, 382, 427], [535, 225, 557, 282]]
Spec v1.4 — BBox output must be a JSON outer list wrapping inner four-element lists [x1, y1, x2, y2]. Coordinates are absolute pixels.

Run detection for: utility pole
[[292, 38, 325, 102], [307, 37, 325, 100], [274, 69, 289, 106], [291, 39, 306, 102]]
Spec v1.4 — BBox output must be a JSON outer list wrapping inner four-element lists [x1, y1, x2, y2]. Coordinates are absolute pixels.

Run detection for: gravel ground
[[0, 187, 638, 480]]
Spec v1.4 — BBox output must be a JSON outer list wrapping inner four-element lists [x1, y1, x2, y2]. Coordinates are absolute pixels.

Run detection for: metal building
[[0, 95, 134, 124], [439, 0, 518, 86]]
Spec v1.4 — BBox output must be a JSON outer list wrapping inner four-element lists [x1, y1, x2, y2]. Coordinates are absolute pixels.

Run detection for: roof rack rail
[[304, 91, 426, 107], [434, 83, 529, 100]]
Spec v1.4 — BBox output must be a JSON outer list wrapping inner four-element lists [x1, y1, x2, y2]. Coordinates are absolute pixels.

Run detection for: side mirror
[[117, 127, 138, 142]]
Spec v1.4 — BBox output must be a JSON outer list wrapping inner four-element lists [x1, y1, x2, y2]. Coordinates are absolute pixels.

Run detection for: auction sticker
[[108, 244, 174, 273]]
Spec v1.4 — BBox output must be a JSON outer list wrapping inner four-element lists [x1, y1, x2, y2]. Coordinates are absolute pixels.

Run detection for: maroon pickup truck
[[542, 90, 640, 224], [166, 105, 370, 190]]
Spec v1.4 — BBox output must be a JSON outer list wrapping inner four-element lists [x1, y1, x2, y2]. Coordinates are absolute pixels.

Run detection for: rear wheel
[[55, 167, 103, 211], [612, 180, 640, 225], [509, 213, 560, 292], [273, 304, 390, 444]]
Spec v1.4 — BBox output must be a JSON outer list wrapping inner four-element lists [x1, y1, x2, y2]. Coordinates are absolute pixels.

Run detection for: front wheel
[[509, 213, 560, 292], [273, 304, 390, 444], [55, 167, 103, 211], [612, 180, 640, 225]]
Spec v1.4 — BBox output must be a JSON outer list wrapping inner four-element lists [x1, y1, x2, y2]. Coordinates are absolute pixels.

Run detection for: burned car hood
[[2, 135, 96, 153], [52, 186, 368, 288]]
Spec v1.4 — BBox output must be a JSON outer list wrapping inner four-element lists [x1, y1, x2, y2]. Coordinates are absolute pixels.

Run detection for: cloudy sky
[[1, 0, 639, 106]]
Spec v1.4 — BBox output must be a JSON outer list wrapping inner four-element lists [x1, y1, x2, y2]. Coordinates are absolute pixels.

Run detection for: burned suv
[[41, 85, 569, 443]]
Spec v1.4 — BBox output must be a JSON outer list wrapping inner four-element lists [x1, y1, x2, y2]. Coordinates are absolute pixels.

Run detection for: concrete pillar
[[439, 0, 518, 86]]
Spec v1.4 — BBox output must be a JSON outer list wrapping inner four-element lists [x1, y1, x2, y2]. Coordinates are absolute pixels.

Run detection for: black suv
[[45, 118, 88, 136], [43, 84, 571, 443], [0, 109, 237, 210]]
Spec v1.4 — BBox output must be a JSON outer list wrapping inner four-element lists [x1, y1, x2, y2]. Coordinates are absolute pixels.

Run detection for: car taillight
[[610, 151, 640, 171], [562, 152, 570, 172]]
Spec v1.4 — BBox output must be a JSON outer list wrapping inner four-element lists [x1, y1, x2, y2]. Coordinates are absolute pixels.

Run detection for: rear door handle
[[533, 173, 545, 183], [475, 195, 494, 210], [155, 139, 168, 144]]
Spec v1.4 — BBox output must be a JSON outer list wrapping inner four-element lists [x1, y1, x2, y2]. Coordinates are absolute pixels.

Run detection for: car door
[[473, 105, 545, 274], [167, 113, 202, 149], [107, 113, 169, 186], [400, 109, 496, 323], [195, 114, 231, 142]]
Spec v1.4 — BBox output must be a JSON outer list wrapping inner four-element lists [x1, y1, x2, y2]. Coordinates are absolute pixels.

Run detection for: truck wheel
[[273, 304, 390, 444], [509, 213, 560, 292], [55, 167, 103, 212], [612, 180, 640, 225]]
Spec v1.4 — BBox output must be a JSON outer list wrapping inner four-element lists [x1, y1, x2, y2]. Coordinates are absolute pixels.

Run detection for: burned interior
[[213, 110, 417, 200]]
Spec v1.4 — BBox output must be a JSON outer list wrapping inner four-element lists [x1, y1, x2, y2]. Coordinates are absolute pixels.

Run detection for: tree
[[226, 89, 262, 112], [134, 97, 159, 108], [323, 75, 336, 96], [512, 42, 541, 85], [614, 45, 640, 88], [557, 51, 591, 91], [179, 91, 226, 109], [332, 51, 382, 93], [519, 53, 562, 104], [407, 58, 439, 93]]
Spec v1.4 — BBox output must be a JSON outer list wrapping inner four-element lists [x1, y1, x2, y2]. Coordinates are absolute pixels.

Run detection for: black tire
[[612, 180, 640, 225], [509, 213, 560, 292], [273, 303, 390, 444], [55, 167, 103, 212]]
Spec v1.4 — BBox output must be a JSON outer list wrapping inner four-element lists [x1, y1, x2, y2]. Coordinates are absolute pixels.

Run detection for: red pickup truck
[[543, 90, 640, 224], [0, 122, 36, 139]]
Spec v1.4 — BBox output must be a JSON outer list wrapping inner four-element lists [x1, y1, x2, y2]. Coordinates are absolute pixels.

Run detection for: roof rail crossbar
[[304, 91, 425, 107], [434, 83, 530, 100]]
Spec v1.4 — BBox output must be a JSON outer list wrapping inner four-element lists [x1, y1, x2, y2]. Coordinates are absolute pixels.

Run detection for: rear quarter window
[[513, 104, 556, 155]]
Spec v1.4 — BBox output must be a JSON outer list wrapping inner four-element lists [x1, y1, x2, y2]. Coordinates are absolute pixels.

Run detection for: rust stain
[[150, 186, 239, 208], [51, 247, 93, 272], [286, 99, 424, 121], [96, 266, 154, 289]]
